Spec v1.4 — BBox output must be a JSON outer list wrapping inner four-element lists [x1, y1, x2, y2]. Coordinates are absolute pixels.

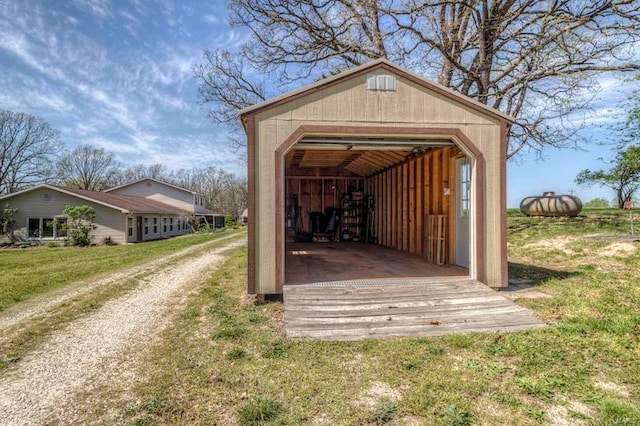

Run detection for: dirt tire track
[[0, 237, 246, 425], [0, 233, 240, 333]]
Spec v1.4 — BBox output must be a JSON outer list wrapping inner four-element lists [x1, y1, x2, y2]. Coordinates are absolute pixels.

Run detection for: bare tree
[[171, 167, 236, 212], [197, 0, 640, 158], [219, 176, 248, 220], [194, 50, 267, 150], [56, 144, 121, 191], [167, 167, 246, 217], [108, 163, 169, 187], [0, 110, 63, 194]]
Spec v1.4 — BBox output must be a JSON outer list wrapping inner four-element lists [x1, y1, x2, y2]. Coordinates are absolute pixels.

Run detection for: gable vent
[[367, 74, 396, 91]]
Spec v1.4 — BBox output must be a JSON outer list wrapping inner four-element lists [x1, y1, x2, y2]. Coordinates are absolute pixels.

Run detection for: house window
[[42, 218, 54, 238], [27, 217, 62, 238], [128, 217, 133, 237], [163, 217, 167, 232], [144, 217, 149, 235], [177, 219, 181, 230], [170, 217, 173, 232], [28, 218, 40, 238], [153, 217, 158, 234]]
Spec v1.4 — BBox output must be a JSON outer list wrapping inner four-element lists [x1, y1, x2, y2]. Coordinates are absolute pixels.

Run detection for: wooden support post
[[386, 169, 392, 247], [433, 150, 442, 214], [396, 165, 401, 250], [416, 156, 423, 256], [391, 168, 397, 248], [409, 159, 416, 254], [402, 162, 409, 252]]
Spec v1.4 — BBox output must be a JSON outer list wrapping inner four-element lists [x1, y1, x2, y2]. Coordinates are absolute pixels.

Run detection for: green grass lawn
[[90, 210, 640, 425], [0, 228, 246, 311]]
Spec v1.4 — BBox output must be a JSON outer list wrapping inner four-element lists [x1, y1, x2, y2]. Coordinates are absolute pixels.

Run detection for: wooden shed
[[241, 59, 513, 298]]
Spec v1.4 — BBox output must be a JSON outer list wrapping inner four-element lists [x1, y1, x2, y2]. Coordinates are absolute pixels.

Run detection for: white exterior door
[[455, 157, 471, 268]]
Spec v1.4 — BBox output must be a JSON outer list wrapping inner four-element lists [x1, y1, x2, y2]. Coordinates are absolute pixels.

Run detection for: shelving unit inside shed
[[340, 192, 365, 242], [284, 176, 365, 241]]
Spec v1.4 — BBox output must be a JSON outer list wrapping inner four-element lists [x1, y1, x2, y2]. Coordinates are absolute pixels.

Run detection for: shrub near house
[[1, 203, 18, 244], [59, 205, 96, 246]]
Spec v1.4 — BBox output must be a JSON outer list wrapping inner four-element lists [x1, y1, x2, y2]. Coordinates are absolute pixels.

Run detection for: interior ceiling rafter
[[286, 136, 457, 177]]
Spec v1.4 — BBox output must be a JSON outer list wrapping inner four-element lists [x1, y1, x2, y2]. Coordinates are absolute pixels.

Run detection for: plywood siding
[[256, 118, 278, 294], [466, 125, 503, 286], [262, 73, 498, 128], [251, 69, 506, 294]]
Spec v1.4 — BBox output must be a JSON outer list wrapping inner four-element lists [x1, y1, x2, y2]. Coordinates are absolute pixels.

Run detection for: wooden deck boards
[[284, 279, 546, 340]]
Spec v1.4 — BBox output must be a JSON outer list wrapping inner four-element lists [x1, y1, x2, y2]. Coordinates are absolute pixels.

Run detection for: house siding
[[135, 214, 190, 242], [108, 180, 199, 213], [4, 187, 128, 245], [3, 188, 194, 245]]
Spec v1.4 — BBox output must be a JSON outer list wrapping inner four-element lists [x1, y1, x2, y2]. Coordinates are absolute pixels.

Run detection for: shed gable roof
[[240, 59, 514, 124]]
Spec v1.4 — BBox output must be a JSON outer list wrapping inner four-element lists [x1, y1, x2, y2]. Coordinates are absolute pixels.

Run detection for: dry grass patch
[[524, 236, 578, 255], [593, 379, 631, 398], [355, 381, 401, 410], [598, 241, 637, 257]]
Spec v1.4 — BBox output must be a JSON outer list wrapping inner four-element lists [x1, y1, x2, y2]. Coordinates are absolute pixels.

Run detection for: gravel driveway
[[0, 236, 246, 425]]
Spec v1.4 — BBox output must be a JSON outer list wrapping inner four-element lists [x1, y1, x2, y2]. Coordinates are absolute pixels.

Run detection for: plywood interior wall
[[367, 147, 459, 263], [285, 146, 460, 264]]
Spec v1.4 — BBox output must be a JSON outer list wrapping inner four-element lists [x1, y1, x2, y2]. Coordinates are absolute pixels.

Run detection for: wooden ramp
[[284, 278, 546, 340]]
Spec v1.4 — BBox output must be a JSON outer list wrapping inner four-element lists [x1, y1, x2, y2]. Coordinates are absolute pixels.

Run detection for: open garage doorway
[[242, 59, 512, 297], [281, 134, 475, 286]]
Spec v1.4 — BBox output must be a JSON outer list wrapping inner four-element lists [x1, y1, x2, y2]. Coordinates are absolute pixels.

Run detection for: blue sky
[[1, 1, 636, 207], [0, 0, 244, 172]]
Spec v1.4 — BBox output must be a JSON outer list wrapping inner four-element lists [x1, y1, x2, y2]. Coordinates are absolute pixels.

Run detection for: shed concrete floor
[[285, 242, 468, 285]]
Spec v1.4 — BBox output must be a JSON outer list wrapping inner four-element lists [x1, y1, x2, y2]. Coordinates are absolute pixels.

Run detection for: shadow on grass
[[508, 262, 573, 286]]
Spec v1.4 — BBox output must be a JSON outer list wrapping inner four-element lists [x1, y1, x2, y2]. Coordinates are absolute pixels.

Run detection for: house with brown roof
[[0, 179, 223, 245]]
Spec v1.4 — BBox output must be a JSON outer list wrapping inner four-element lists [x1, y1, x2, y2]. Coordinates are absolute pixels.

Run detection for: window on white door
[[460, 158, 471, 217]]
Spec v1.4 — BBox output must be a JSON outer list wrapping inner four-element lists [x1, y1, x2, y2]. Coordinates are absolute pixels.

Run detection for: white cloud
[[203, 15, 219, 24], [72, 0, 113, 19], [206, 29, 251, 50]]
